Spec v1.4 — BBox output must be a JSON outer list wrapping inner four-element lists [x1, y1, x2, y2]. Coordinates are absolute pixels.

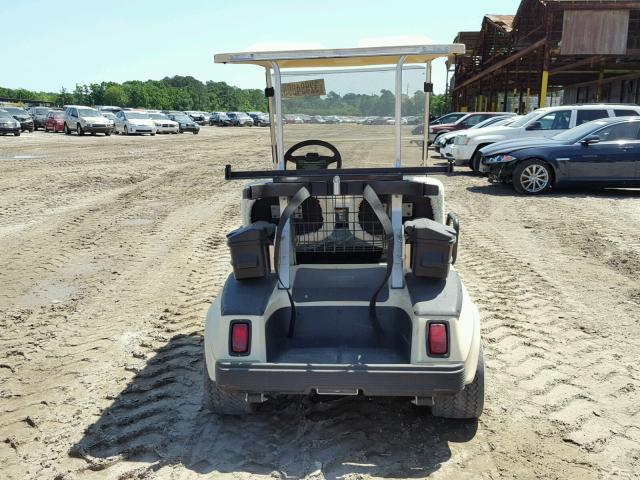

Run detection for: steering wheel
[[284, 140, 342, 170]]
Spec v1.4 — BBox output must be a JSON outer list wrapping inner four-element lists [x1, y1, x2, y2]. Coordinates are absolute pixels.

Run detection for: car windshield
[[4, 107, 28, 115], [77, 108, 101, 117], [149, 113, 169, 120], [173, 115, 191, 122], [53, 112, 65, 118], [125, 112, 150, 119], [471, 116, 509, 129], [509, 111, 541, 128], [0, 110, 14, 119], [552, 120, 610, 142], [279, 64, 426, 167]]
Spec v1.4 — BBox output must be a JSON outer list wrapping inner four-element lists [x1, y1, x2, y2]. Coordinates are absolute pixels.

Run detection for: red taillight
[[428, 323, 448, 355], [231, 322, 250, 354]]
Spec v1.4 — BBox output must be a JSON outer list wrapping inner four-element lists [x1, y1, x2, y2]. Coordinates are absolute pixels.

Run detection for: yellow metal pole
[[526, 87, 530, 111], [540, 70, 549, 108]]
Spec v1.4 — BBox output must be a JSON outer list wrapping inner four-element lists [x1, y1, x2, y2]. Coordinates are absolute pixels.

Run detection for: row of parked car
[[425, 104, 640, 194]]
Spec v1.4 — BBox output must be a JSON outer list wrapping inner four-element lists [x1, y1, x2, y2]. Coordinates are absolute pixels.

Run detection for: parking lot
[[1, 127, 640, 479]]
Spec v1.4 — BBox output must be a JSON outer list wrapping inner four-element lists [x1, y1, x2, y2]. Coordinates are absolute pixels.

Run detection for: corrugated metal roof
[[485, 14, 515, 32]]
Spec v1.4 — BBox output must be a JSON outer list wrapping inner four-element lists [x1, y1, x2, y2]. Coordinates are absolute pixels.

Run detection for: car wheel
[[29, 127, 34, 132], [124, 126, 129, 136], [44, 125, 49, 133], [512, 159, 552, 195], [470, 151, 483, 173], [76, 124, 84, 136], [179, 127, 184, 134], [64, 123, 71, 135], [432, 344, 484, 419], [15, 131, 21, 137], [151, 132, 156, 136], [193, 130, 199, 135], [105, 131, 111, 136]]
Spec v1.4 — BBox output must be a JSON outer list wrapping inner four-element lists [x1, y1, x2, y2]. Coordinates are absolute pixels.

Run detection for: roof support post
[[422, 61, 431, 166], [395, 55, 407, 168], [271, 61, 284, 170], [265, 67, 277, 165]]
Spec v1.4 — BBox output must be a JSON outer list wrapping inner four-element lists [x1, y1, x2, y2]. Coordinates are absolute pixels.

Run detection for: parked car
[[434, 114, 516, 154], [450, 104, 640, 172], [164, 112, 200, 134], [227, 112, 254, 126], [3, 106, 34, 132], [28, 106, 51, 130], [209, 112, 232, 126], [248, 112, 270, 126], [148, 112, 179, 134], [411, 112, 467, 135], [0, 109, 21, 136], [44, 110, 66, 133], [428, 112, 508, 146], [114, 110, 156, 136], [184, 111, 206, 125], [480, 116, 640, 194], [101, 111, 117, 130], [63, 105, 112, 136]]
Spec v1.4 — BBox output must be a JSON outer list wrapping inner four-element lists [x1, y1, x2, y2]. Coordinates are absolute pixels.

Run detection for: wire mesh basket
[[293, 195, 388, 263]]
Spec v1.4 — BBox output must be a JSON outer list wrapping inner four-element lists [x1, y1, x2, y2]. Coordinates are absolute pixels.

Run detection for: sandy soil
[[1, 127, 639, 480]]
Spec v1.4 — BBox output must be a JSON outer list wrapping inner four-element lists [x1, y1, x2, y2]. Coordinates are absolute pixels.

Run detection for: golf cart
[[204, 44, 484, 419]]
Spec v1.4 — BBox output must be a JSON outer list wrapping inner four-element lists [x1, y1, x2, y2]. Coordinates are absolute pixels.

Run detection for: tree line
[[1, 76, 448, 116]]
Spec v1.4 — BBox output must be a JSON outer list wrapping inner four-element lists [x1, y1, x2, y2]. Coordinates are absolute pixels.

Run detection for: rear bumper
[[215, 361, 465, 396]]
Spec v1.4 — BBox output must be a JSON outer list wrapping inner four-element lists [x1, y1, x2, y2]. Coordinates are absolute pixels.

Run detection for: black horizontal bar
[[224, 165, 450, 180]]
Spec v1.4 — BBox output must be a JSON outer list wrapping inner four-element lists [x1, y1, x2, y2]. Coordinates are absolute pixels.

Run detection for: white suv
[[448, 104, 640, 171]]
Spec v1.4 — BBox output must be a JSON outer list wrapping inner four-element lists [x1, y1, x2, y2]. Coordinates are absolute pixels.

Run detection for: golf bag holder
[[226, 221, 275, 280], [404, 218, 457, 279]]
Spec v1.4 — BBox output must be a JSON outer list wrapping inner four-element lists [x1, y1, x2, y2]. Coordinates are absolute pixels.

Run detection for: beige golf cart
[[204, 43, 484, 419]]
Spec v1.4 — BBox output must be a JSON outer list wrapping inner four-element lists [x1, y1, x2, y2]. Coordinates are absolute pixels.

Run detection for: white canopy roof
[[214, 44, 465, 68]]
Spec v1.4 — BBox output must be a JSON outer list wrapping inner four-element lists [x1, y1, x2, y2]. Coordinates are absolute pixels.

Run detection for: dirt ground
[[1, 126, 639, 480]]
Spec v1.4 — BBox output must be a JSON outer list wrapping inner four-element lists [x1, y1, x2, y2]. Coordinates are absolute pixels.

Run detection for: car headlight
[[455, 135, 471, 145], [487, 154, 517, 164]]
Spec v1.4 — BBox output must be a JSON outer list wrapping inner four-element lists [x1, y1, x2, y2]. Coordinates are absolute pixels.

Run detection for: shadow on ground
[[71, 333, 478, 478], [467, 182, 640, 198]]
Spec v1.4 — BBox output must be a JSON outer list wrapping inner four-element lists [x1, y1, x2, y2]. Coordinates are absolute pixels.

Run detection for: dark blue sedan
[[479, 116, 640, 194]]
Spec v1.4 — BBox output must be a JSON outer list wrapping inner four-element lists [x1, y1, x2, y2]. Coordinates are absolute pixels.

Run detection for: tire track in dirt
[[447, 176, 640, 479]]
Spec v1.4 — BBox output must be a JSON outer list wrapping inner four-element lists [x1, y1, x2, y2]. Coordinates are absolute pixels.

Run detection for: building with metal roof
[[450, 0, 640, 113]]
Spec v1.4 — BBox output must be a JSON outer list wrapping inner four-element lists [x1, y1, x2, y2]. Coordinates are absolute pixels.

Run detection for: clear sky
[[2, 0, 519, 95]]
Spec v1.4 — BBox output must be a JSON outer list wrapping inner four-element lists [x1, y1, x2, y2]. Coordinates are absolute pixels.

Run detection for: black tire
[[151, 132, 156, 136], [76, 124, 84, 136], [203, 367, 255, 415], [91, 132, 96, 136], [432, 344, 484, 419], [105, 131, 111, 137], [193, 130, 199, 135], [512, 159, 552, 195], [124, 126, 129, 136], [470, 151, 483, 173], [15, 131, 20, 137], [29, 127, 34, 132], [179, 127, 183, 134], [64, 123, 71, 135]]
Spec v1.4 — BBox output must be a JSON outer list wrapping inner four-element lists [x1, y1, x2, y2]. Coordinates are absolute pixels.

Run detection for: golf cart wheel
[[64, 123, 71, 135], [513, 159, 552, 195], [432, 344, 484, 419], [203, 367, 255, 415]]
